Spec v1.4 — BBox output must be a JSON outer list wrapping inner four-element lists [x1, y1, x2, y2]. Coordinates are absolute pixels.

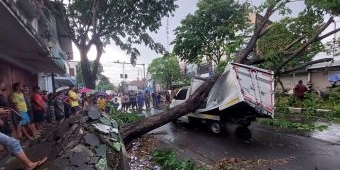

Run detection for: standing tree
[[148, 53, 181, 90], [172, 0, 251, 65], [52, 0, 177, 88], [76, 61, 113, 90]]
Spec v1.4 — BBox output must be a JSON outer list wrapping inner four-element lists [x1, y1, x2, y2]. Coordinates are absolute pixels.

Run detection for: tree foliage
[[172, 0, 250, 65], [306, 0, 340, 15], [236, 0, 340, 75], [76, 61, 113, 90], [257, 7, 325, 71], [148, 53, 181, 90], [54, 0, 177, 88]]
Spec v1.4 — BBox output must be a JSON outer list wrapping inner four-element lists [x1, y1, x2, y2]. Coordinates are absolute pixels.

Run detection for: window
[[69, 68, 75, 76], [176, 89, 188, 100]]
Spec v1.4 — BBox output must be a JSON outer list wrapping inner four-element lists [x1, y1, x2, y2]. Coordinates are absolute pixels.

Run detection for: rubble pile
[[128, 135, 160, 170], [1, 105, 129, 170]]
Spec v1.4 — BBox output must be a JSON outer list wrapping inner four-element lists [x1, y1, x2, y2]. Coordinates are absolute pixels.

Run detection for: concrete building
[[280, 60, 340, 91], [0, 0, 71, 94], [39, 60, 78, 92]]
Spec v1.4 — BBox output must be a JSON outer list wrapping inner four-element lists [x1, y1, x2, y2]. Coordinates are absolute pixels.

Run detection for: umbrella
[[79, 88, 93, 93], [94, 91, 108, 96], [56, 86, 69, 92]]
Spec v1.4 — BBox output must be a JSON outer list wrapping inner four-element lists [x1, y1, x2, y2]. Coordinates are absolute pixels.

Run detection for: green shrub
[[259, 119, 327, 131], [152, 149, 208, 170], [109, 109, 143, 125], [329, 87, 340, 101], [331, 104, 340, 118]]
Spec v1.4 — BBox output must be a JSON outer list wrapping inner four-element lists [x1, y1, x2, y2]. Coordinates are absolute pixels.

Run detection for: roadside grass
[[109, 109, 144, 125], [258, 118, 328, 132], [152, 149, 208, 170]]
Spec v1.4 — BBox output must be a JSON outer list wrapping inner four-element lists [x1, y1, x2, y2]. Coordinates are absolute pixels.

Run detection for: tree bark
[[121, 75, 218, 144], [235, 4, 276, 64], [79, 47, 96, 89]]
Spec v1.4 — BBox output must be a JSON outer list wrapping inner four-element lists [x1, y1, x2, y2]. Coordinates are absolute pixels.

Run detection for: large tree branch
[[258, 25, 272, 39], [316, 28, 340, 42], [86, 0, 99, 49], [235, 1, 280, 64], [274, 17, 335, 73], [278, 58, 333, 76], [92, 40, 103, 76], [283, 34, 306, 51], [245, 58, 266, 65]]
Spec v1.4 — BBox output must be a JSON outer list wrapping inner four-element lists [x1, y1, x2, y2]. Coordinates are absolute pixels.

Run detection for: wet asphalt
[[149, 121, 340, 170]]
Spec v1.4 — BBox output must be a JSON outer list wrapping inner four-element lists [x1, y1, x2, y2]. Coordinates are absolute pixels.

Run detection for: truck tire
[[209, 121, 226, 134], [235, 126, 252, 140]]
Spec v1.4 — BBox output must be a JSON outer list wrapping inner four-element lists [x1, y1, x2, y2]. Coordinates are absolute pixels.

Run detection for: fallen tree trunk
[[121, 75, 218, 144]]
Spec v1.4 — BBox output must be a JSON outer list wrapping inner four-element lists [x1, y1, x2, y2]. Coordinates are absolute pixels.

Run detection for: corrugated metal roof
[[307, 60, 340, 70]]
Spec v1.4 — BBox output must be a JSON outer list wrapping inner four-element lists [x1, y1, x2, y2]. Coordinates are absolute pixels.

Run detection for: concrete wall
[[280, 72, 308, 90], [0, 60, 38, 95], [310, 67, 340, 90], [279, 66, 340, 90]]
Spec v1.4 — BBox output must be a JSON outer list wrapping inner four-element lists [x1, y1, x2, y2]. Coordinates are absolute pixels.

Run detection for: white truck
[[170, 63, 275, 134]]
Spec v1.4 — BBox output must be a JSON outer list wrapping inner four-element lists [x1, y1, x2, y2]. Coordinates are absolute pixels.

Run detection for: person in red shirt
[[294, 80, 308, 101], [31, 86, 46, 131]]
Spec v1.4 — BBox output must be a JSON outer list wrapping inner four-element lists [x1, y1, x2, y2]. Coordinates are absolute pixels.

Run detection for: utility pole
[[113, 61, 146, 90]]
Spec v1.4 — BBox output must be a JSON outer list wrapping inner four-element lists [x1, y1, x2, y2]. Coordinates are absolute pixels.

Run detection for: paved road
[[150, 122, 340, 170]]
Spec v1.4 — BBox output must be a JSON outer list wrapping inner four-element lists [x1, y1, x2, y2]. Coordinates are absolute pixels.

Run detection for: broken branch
[[277, 58, 333, 76], [274, 17, 335, 73]]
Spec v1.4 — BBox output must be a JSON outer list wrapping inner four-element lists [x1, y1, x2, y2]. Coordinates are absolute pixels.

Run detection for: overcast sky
[[72, 0, 338, 85]]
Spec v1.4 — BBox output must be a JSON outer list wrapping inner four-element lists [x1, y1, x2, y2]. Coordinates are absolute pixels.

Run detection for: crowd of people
[[119, 90, 171, 112], [0, 79, 86, 169], [0, 74, 179, 169]]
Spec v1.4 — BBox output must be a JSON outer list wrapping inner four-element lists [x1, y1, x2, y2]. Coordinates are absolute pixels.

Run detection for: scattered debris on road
[[213, 156, 294, 170], [128, 135, 161, 170]]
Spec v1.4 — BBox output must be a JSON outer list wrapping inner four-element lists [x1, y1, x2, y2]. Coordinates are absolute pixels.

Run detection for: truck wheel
[[235, 126, 252, 140], [209, 122, 226, 134]]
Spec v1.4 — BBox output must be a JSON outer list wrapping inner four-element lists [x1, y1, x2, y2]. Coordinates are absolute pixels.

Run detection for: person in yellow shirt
[[67, 85, 80, 116], [11, 83, 39, 140], [97, 96, 107, 112]]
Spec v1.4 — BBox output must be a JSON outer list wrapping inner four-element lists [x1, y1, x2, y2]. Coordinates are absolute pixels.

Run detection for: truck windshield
[[176, 89, 188, 100]]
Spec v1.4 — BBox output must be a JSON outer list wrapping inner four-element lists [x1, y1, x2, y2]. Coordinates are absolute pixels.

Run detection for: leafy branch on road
[[109, 109, 144, 125], [258, 119, 328, 132], [259, 89, 340, 131], [213, 157, 293, 170], [152, 149, 208, 170]]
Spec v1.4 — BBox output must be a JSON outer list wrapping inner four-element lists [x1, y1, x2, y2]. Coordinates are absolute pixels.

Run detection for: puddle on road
[[310, 121, 340, 144]]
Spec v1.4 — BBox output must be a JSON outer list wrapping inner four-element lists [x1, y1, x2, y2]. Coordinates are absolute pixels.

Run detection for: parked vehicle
[[170, 63, 275, 134]]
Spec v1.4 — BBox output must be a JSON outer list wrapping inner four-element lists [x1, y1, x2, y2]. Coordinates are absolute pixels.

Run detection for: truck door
[[233, 63, 275, 118], [170, 88, 189, 108]]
